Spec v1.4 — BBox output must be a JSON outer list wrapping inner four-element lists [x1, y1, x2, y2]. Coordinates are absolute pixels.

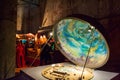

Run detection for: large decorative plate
[[53, 17, 109, 68]]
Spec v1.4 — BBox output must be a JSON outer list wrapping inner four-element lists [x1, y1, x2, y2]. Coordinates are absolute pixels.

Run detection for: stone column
[[0, 0, 17, 79]]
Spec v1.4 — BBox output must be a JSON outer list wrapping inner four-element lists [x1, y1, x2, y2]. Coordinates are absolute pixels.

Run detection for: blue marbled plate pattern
[[54, 18, 109, 68]]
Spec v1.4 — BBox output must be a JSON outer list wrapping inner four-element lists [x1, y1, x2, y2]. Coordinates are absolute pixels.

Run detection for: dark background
[[0, 0, 120, 79]]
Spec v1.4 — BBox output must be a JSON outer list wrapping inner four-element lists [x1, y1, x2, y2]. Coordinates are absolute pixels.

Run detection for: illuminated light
[[40, 35, 44, 44], [50, 32, 53, 36], [43, 35, 47, 43], [40, 36, 43, 38], [91, 26, 94, 29], [51, 64, 55, 67], [43, 35, 46, 38], [88, 29, 91, 32], [35, 34, 37, 42], [16, 34, 20, 38]]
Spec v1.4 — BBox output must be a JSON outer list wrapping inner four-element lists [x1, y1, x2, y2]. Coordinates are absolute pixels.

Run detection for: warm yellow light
[[16, 34, 20, 38], [40, 36, 43, 38], [43, 35, 46, 38], [43, 35, 47, 43], [35, 34, 37, 42]]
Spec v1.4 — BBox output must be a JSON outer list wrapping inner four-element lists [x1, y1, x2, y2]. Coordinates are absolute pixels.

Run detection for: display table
[[21, 62, 119, 80]]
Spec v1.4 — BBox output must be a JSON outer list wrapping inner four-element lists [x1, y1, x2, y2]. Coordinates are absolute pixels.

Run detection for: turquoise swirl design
[[54, 18, 109, 68]]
